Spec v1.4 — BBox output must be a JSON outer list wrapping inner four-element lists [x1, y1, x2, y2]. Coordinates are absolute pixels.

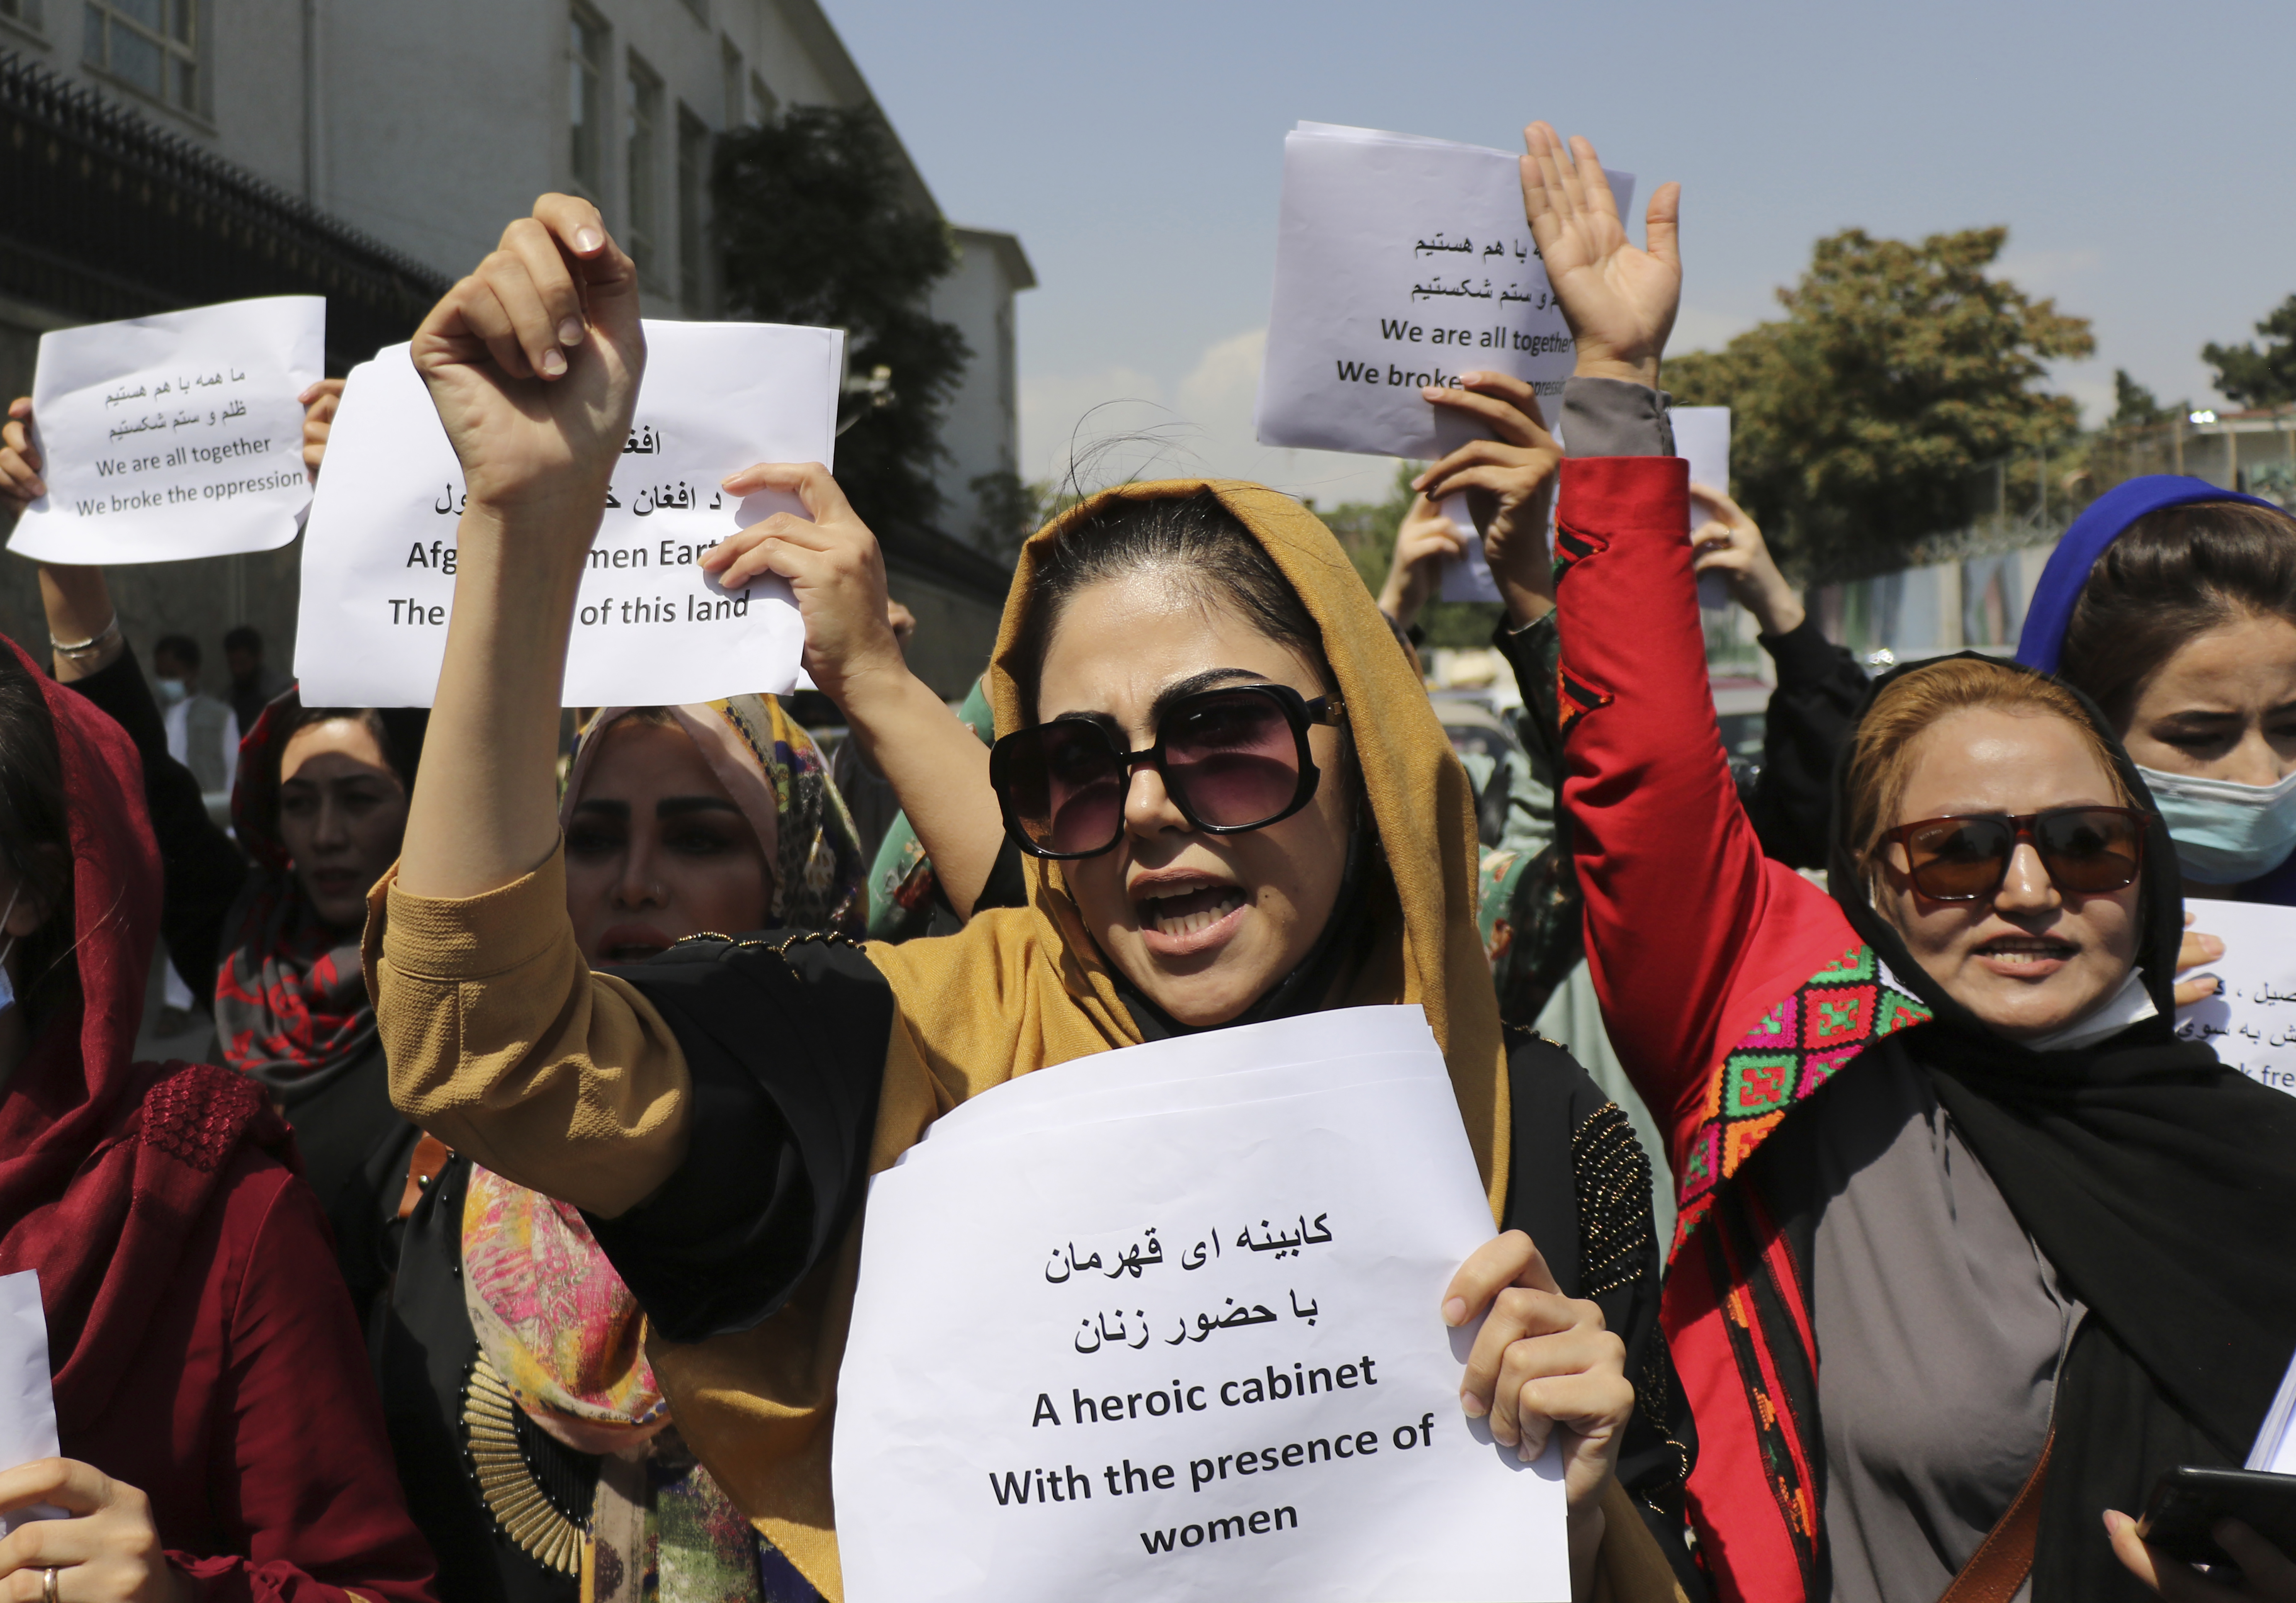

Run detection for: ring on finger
[[42, 1566, 57, 1603]]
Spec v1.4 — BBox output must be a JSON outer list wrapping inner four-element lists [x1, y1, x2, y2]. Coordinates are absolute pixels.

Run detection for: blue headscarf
[[2014, 474, 2285, 673]]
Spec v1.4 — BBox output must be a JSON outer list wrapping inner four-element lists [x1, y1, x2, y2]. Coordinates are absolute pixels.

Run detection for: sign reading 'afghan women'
[[293, 319, 841, 708]]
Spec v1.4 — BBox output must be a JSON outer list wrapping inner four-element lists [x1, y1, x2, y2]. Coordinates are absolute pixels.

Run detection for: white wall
[[930, 227, 1030, 541]]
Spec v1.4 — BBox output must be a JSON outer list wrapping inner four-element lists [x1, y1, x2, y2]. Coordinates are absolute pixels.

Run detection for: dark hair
[[2059, 501, 2296, 728], [0, 658, 77, 1028], [222, 626, 262, 655], [153, 633, 200, 672], [1009, 491, 1326, 718], [270, 706, 424, 794]]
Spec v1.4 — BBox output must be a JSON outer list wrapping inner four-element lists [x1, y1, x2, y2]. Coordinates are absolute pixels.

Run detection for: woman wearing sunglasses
[[367, 197, 1698, 1602], [1518, 125, 2296, 1603]]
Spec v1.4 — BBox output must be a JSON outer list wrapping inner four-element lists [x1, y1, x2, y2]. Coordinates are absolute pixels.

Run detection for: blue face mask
[[154, 678, 189, 707], [2135, 764, 2296, 884]]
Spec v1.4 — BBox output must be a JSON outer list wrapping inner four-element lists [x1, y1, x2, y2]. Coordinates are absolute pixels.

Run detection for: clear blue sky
[[823, 0, 2296, 504]]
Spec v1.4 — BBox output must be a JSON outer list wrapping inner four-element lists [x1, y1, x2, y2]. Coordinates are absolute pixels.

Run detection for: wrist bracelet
[[50, 615, 119, 660]]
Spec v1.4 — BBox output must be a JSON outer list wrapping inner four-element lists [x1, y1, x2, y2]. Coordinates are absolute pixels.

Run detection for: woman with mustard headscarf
[[370, 197, 1694, 1603]]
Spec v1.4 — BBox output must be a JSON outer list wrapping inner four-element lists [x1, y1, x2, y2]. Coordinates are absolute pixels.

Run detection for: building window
[[719, 37, 742, 128], [1, 1, 47, 32], [625, 54, 662, 283], [676, 105, 709, 313], [84, 0, 199, 113], [748, 70, 777, 126], [569, 5, 607, 197]]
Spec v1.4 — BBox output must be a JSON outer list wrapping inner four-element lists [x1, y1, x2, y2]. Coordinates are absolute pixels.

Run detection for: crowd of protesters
[[0, 117, 2284, 1603]]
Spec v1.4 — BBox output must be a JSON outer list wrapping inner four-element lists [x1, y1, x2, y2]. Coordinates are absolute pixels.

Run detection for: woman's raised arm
[[375, 198, 692, 1217], [1525, 125, 1847, 1169], [395, 194, 643, 900]]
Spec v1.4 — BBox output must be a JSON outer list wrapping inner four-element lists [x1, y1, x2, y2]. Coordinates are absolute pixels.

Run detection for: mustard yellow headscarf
[[647, 479, 1508, 1598]]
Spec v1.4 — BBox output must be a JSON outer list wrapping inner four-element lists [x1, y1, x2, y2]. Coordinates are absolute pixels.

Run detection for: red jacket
[[71, 1127, 439, 1603], [1554, 456, 1934, 1603], [0, 629, 434, 1603]]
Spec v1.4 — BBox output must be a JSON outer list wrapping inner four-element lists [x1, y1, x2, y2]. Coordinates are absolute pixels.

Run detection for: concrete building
[[0, 0, 1025, 696]]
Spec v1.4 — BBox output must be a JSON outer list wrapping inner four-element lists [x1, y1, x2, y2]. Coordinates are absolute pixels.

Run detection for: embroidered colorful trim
[[1672, 943, 1931, 1254], [1555, 666, 1614, 739], [1554, 517, 1607, 575]]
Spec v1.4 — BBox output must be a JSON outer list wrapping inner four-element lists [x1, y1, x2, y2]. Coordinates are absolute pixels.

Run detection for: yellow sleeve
[[366, 846, 691, 1217]]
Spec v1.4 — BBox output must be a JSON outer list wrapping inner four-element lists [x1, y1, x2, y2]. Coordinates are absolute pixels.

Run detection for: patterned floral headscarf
[[463, 694, 869, 1599], [470, 694, 866, 1450], [558, 696, 867, 938]]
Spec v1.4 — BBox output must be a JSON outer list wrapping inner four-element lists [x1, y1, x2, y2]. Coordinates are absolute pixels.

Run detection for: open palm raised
[[1518, 123, 1681, 387]]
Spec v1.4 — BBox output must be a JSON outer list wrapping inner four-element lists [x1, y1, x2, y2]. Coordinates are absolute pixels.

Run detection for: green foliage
[[1315, 461, 1417, 598], [2202, 295, 2296, 410], [967, 471, 1080, 563], [1666, 227, 2092, 582], [2111, 369, 2172, 427], [713, 107, 970, 529]]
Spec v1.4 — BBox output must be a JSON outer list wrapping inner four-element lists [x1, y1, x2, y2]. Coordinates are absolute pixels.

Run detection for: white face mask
[[2135, 764, 2296, 884], [154, 677, 189, 707]]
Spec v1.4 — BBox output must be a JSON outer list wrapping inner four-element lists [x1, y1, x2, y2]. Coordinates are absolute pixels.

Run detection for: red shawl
[[0, 633, 287, 1437]]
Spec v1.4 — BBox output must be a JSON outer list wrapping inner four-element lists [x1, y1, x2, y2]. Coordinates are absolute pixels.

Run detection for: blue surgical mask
[[2135, 764, 2296, 884], [154, 677, 189, 707]]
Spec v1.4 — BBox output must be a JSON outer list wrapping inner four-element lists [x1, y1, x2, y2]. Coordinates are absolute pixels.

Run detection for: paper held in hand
[[294, 320, 841, 707], [832, 1006, 1569, 1603], [1674, 406, 1732, 612], [7, 297, 324, 565], [0, 1271, 61, 1536], [1253, 123, 1629, 608], [2175, 898, 2296, 1099]]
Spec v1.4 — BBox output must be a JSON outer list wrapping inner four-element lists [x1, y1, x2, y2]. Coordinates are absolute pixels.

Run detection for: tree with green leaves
[[713, 106, 969, 530], [1667, 227, 2092, 581], [2111, 369, 2172, 427], [2203, 295, 2296, 410]]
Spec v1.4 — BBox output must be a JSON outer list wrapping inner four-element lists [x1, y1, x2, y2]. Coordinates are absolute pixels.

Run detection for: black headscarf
[[1828, 651, 2296, 1598]]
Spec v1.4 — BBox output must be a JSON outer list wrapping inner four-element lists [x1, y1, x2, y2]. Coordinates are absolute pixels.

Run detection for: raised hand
[[298, 378, 345, 480], [1690, 483, 1804, 637], [701, 463, 904, 705], [1519, 123, 1681, 387], [410, 193, 643, 533], [0, 398, 45, 515], [1376, 494, 1468, 629], [1413, 370, 1564, 625]]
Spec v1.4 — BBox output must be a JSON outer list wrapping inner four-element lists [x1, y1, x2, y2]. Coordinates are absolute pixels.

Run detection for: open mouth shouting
[[1972, 934, 2077, 978], [1132, 872, 1249, 958]]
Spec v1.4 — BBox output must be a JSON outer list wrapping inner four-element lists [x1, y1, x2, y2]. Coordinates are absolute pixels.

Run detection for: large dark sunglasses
[[1878, 806, 2149, 902], [989, 683, 1345, 860]]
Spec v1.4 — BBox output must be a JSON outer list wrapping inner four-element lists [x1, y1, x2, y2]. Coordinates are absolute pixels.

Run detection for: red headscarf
[[0, 633, 288, 1436]]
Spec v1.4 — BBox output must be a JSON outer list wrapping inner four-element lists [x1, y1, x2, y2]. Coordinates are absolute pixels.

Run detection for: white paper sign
[[834, 1007, 1567, 1603], [1255, 122, 1631, 464], [2174, 898, 2296, 1097], [1674, 406, 1732, 611], [8, 297, 323, 564], [0, 1272, 60, 1535], [294, 321, 841, 707], [1434, 491, 1498, 604]]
